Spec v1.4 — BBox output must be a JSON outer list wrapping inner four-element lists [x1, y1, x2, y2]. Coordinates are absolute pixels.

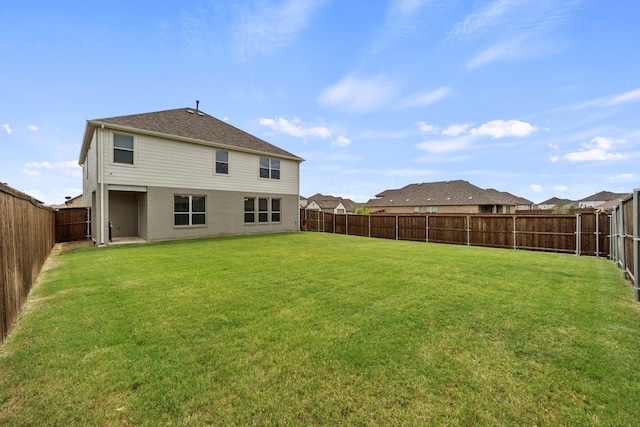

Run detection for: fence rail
[[1, 184, 55, 345], [301, 210, 610, 257]]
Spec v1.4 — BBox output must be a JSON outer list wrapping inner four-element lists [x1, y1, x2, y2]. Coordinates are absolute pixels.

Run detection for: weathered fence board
[[1, 184, 55, 345]]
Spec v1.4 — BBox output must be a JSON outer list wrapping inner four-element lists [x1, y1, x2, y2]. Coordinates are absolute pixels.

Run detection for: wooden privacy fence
[[1, 184, 55, 345], [610, 189, 640, 301], [301, 210, 610, 258], [55, 207, 91, 243]]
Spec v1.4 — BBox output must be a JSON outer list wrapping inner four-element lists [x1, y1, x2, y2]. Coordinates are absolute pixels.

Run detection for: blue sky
[[1, 0, 639, 205]]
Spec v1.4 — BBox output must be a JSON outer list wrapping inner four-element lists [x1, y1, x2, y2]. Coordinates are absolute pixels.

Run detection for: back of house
[[78, 107, 303, 244]]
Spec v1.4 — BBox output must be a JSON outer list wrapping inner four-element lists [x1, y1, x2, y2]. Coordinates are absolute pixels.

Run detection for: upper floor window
[[215, 150, 229, 174], [113, 133, 134, 164], [174, 195, 206, 226], [259, 157, 280, 180]]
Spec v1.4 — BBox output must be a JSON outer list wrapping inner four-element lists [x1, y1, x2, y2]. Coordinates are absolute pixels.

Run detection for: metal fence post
[[466, 215, 470, 246], [346, 213, 348, 236], [633, 188, 639, 302], [611, 207, 618, 265], [513, 215, 517, 250], [396, 216, 399, 240], [619, 200, 627, 279], [368, 215, 371, 238], [575, 213, 581, 256], [426, 215, 429, 242], [595, 211, 600, 258]]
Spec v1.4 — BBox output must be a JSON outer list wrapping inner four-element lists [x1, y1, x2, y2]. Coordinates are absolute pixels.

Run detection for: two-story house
[[78, 107, 303, 245]]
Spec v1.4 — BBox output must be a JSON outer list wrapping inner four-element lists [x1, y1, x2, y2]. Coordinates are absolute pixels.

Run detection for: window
[[258, 198, 269, 223], [215, 150, 229, 174], [244, 197, 255, 223], [114, 133, 134, 164], [271, 198, 281, 222], [174, 195, 206, 226], [413, 206, 420, 213], [259, 157, 280, 180], [244, 197, 282, 224], [425, 206, 437, 213]]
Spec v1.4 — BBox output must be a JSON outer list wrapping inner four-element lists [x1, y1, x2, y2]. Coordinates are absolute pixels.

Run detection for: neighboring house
[[299, 196, 308, 209], [304, 193, 350, 214], [78, 107, 303, 245], [577, 191, 630, 208], [484, 189, 533, 211], [366, 180, 519, 214], [536, 197, 577, 210], [50, 195, 84, 210]]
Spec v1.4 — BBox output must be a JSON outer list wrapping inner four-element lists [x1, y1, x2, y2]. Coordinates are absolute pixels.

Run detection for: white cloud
[[442, 124, 470, 137], [564, 136, 629, 162], [529, 184, 543, 192], [332, 135, 351, 147], [318, 74, 399, 113], [450, 0, 522, 39], [25, 161, 52, 169], [236, 0, 325, 58], [2, 123, 12, 134], [400, 86, 450, 108], [610, 173, 637, 183], [416, 135, 475, 153], [259, 117, 332, 140], [550, 156, 559, 163], [553, 185, 568, 192], [606, 88, 640, 106], [22, 161, 81, 178], [469, 120, 536, 138], [453, 0, 577, 69], [416, 121, 437, 134], [28, 124, 39, 131]]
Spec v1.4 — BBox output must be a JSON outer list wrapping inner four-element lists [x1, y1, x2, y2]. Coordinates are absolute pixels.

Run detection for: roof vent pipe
[[196, 100, 200, 114]]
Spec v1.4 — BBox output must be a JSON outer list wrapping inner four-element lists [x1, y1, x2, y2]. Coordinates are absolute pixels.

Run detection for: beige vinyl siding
[[101, 130, 299, 195]]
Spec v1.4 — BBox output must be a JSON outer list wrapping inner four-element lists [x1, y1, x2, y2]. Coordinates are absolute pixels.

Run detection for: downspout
[[99, 125, 106, 246]]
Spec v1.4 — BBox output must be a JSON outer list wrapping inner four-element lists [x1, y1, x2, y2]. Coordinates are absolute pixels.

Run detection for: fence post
[[466, 215, 470, 246], [346, 213, 348, 236], [619, 200, 627, 279], [368, 215, 371, 238], [426, 215, 429, 242], [575, 213, 581, 256], [595, 211, 600, 258], [611, 207, 618, 265], [396, 216, 399, 240], [633, 188, 639, 302], [513, 216, 517, 250]]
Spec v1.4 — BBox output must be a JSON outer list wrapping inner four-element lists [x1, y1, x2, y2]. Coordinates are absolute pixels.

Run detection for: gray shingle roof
[[579, 191, 629, 202], [367, 180, 516, 207], [80, 108, 302, 163]]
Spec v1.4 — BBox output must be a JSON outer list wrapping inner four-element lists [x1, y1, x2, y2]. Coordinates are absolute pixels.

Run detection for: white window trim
[[258, 157, 281, 180], [214, 149, 230, 176], [173, 194, 207, 228], [111, 132, 137, 167]]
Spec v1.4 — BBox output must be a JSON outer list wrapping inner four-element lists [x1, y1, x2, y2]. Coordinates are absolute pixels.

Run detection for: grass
[[1, 232, 639, 426]]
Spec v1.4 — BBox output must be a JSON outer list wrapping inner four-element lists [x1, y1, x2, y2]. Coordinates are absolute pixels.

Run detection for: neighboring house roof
[[79, 107, 303, 164], [597, 195, 632, 210], [306, 193, 348, 210], [484, 189, 532, 206], [538, 197, 575, 206], [367, 180, 517, 207], [579, 191, 630, 203]]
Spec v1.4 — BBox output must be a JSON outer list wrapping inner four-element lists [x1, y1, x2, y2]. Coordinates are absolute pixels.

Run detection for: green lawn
[[1, 232, 639, 426]]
